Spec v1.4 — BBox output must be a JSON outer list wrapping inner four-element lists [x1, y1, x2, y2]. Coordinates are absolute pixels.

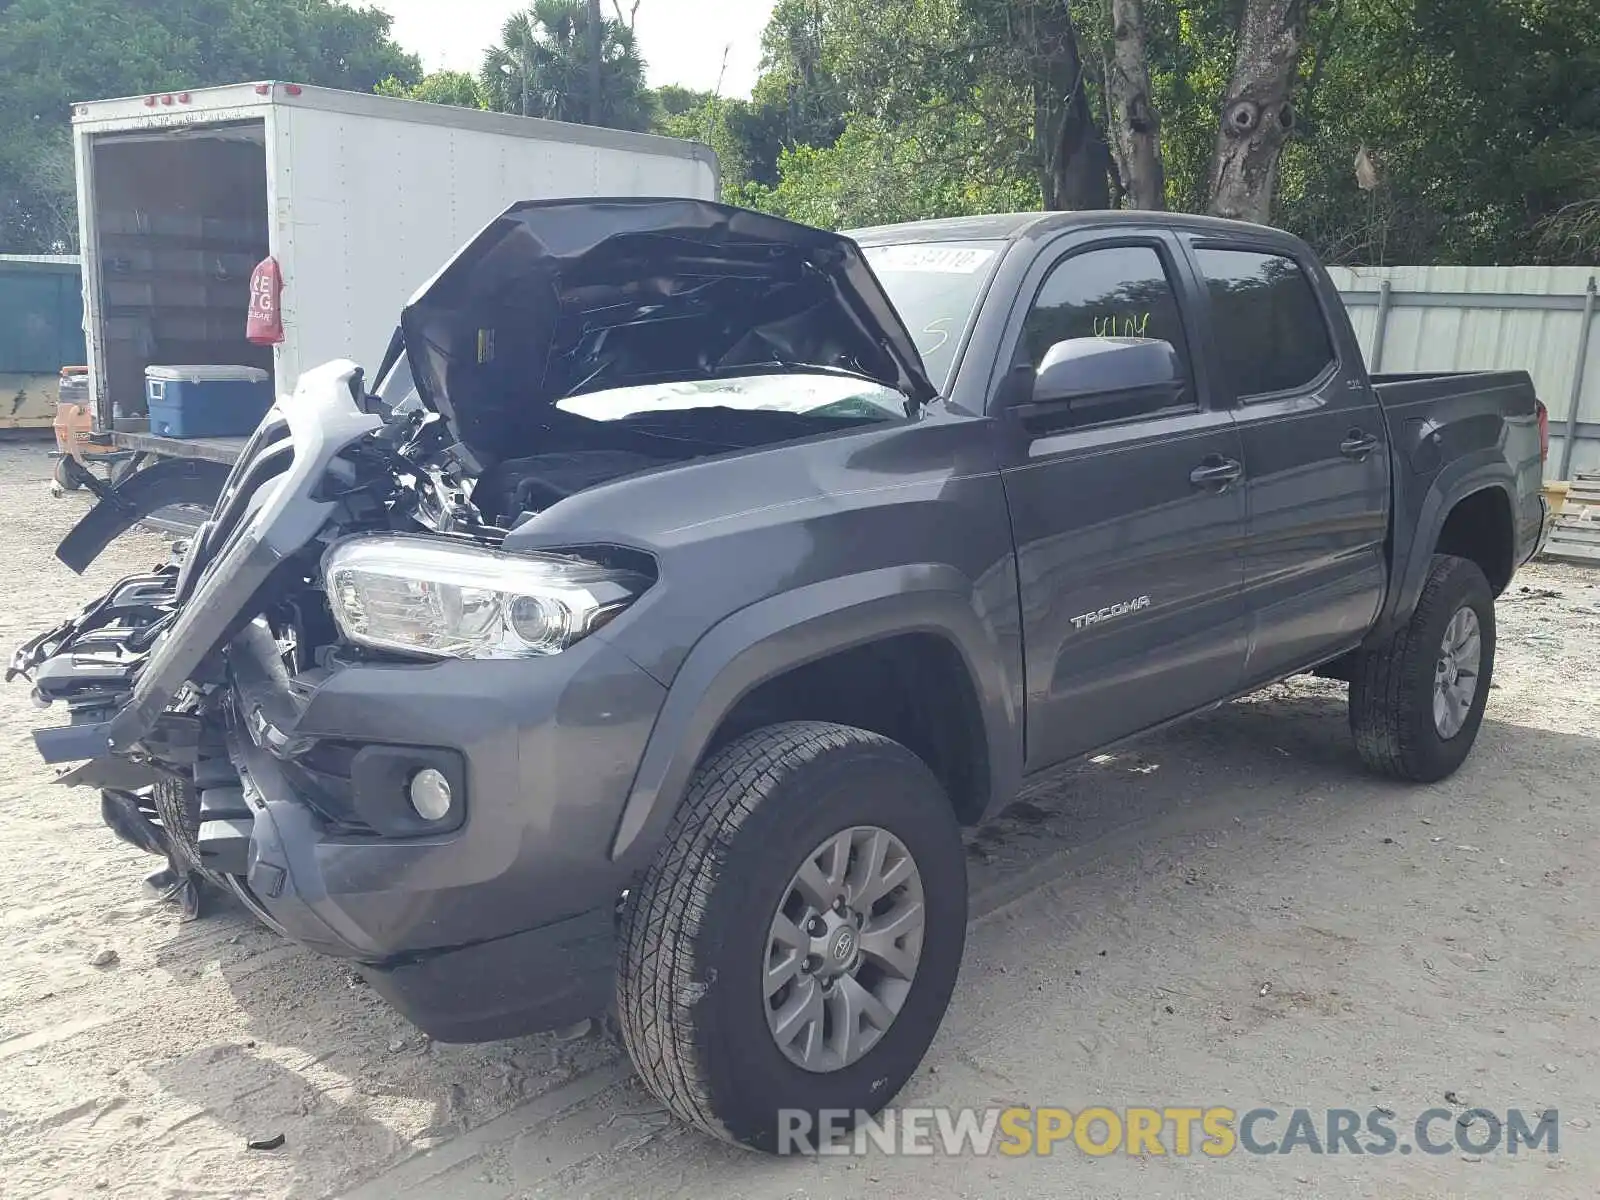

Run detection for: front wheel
[[1350, 554, 1496, 782], [617, 722, 967, 1152]]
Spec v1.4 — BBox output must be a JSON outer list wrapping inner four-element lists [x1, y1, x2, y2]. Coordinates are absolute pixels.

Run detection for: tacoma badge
[[1071, 595, 1152, 630]]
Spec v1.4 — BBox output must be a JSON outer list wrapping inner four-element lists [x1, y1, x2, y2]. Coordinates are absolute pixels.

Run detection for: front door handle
[[1341, 429, 1380, 460], [1190, 456, 1243, 490]]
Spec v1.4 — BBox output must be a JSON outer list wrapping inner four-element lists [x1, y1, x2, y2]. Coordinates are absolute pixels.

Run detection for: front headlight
[[322, 535, 648, 660]]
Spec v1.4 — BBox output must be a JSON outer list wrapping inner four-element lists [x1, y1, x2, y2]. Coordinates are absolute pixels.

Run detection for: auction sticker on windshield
[[865, 244, 997, 274]]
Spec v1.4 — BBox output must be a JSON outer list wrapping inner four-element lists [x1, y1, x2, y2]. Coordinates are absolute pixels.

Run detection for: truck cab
[[856, 211, 1541, 776]]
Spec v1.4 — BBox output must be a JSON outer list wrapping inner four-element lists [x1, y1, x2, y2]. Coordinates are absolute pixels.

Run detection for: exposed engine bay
[[7, 198, 935, 924], [470, 394, 904, 525], [11, 367, 900, 917]]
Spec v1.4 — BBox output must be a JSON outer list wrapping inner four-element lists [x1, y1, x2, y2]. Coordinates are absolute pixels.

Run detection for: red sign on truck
[[246, 256, 284, 345]]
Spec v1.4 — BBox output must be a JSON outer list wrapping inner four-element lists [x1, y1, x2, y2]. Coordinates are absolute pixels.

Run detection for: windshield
[[860, 240, 1005, 390], [554, 373, 908, 423]]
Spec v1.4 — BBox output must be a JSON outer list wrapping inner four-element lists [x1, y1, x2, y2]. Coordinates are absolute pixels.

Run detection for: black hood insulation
[[398, 198, 938, 465]]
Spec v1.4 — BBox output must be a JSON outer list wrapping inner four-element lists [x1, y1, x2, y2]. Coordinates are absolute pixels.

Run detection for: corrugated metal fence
[[1329, 265, 1600, 480]]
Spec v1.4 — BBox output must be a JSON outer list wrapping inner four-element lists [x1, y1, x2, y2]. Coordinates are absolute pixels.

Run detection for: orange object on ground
[[51, 366, 109, 465]]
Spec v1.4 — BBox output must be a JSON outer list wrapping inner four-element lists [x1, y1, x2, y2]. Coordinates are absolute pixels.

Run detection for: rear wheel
[[1350, 554, 1496, 782], [617, 722, 966, 1152]]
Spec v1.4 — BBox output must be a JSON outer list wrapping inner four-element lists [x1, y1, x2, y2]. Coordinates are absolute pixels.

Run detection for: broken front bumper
[[13, 362, 669, 1041], [23, 588, 666, 1040], [209, 626, 665, 1040]]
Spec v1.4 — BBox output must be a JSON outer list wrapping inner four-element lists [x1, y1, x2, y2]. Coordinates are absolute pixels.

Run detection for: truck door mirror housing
[[1031, 337, 1184, 411]]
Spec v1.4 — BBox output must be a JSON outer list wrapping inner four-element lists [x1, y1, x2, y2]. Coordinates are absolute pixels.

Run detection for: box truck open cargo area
[[90, 125, 273, 418]]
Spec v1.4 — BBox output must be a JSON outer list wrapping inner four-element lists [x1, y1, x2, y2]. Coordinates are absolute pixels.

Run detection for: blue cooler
[[145, 365, 272, 438]]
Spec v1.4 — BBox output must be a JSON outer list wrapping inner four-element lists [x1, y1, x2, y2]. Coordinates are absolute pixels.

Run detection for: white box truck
[[71, 81, 719, 466]]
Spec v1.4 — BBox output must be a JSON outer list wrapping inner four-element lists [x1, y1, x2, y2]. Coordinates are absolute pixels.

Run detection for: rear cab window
[[1192, 248, 1337, 400]]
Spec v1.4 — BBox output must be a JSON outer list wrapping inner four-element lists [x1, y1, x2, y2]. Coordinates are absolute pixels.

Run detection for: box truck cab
[[71, 81, 719, 467]]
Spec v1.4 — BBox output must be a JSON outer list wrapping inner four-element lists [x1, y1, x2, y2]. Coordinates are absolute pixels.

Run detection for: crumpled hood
[[398, 198, 938, 464]]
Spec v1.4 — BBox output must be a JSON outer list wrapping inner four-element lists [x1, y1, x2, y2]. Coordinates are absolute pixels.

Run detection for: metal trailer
[[71, 81, 720, 470]]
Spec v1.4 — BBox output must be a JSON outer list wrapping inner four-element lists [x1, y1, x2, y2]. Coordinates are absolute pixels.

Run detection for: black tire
[[1350, 554, 1496, 782], [152, 777, 229, 890], [617, 721, 966, 1152], [52, 457, 84, 492], [109, 454, 142, 488]]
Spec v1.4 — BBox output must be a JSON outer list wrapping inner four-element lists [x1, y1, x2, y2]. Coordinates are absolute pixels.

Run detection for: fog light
[[408, 768, 453, 821]]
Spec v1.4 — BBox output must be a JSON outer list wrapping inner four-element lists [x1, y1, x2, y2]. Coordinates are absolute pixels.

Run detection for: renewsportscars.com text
[[777, 1106, 1561, 1157]]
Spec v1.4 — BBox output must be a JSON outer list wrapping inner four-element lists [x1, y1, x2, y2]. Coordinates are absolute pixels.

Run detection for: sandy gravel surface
[[0, 438, 1596, 1199]]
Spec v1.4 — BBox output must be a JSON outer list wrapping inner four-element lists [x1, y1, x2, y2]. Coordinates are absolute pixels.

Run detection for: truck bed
[[1371, 369, 1538, 414]]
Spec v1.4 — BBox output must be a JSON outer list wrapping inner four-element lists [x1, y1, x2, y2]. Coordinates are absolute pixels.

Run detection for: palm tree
[[480, 1, 651, 132]]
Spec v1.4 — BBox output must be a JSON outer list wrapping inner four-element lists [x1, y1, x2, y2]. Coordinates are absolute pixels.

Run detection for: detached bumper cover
[[13, 361, 666, 1039], [108, 362, 382, 753]]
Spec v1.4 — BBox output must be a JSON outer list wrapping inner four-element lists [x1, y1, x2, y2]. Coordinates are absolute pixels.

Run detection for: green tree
[[740, 115, 1038, 229], [0, 0, 420, 251], [480, 1, 650, 131], [377, 70, 486, 110], [653, 92, 755, 196], [737, 0, 1600, 265], [738, 0, 1055, 226], [653, 84, 713, 119], [1276, 0, 1600, 265]]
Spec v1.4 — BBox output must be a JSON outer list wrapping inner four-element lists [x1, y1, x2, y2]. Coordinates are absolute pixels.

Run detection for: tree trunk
[[586, 0, 604, 125], [1027, 1, 1111, 211], [609, 0, 641, 31], [1207, 0, 1310, 224], [1106, 0, 1165, 210]]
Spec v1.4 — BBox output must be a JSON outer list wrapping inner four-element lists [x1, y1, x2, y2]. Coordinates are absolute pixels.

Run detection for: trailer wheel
[[617, 722, 966, 1153], [52, 458, 84, 492], [109, 453, 145, 488], [1350, 554, 1496, 782]]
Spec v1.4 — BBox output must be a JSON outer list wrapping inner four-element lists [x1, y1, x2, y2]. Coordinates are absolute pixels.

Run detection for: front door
[[995, 236, 1249, 772], [1184, 244, 1391, 684]]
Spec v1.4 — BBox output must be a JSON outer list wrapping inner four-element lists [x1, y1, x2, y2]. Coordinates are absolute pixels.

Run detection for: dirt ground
[[1, 437, 1597, 1199]]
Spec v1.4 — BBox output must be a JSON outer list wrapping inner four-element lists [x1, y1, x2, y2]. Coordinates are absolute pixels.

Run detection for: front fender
[[608, 563, 1023, 867]]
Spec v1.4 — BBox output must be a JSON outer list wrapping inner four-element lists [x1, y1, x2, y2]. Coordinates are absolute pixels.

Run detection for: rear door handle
[[1341, 430, 1380, 459], [1190, 456, 1243, 490]]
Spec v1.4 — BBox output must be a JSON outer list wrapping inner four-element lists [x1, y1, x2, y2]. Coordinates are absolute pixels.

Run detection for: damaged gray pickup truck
[[12, 199, 1549, 1152]]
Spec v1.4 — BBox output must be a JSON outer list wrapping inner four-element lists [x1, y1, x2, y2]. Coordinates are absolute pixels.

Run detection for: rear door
[[992, 231, 1249, 771], [1183, 242, 1390, 684]]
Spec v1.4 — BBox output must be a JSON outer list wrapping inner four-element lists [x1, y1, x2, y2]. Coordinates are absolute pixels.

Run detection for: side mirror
[[1032, 336, 1182, 406]]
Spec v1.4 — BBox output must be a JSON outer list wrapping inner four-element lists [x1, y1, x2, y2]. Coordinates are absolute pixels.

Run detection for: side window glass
[[1194, 248, 1336, 398], [1019, 244, 1196, 424]]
